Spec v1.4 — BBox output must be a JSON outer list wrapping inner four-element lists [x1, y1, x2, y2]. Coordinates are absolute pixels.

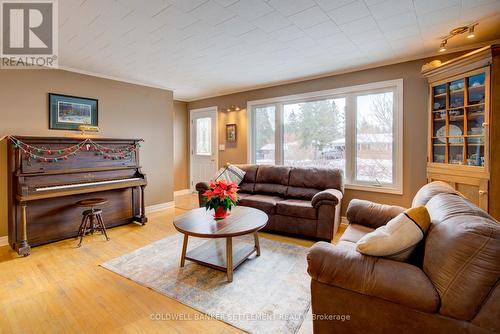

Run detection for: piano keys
[[7, 136, 148, 256]]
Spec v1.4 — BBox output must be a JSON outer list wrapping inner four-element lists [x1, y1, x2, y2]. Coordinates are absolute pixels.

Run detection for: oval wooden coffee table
[[173, 206, 268, 282]]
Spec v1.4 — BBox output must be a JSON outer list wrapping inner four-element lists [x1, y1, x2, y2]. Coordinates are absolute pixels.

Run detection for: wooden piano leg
[[16, 202, 31, 257], [133, 185, 148, 225]]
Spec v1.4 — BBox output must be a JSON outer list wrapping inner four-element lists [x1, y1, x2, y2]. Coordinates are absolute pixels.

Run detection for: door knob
[[479, 190, 487, 195]]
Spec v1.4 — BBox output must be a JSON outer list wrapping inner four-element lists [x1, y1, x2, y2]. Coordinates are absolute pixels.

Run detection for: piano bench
[[76, 198, 110, 247]]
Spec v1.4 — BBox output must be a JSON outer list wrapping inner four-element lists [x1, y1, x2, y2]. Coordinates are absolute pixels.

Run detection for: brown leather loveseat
[[196, 164, 343, 240], [307, 182, 500, 333]]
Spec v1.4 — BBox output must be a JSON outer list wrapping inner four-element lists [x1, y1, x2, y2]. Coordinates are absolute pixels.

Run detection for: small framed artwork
[[49, 93, 98, 130], [226, 124, 237, 143]]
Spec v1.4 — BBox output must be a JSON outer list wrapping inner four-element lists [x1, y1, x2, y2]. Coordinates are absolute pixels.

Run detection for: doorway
[[189, 107, 218, 191]]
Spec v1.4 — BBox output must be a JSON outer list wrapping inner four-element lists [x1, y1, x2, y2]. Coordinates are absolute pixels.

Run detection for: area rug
[[101, 233, 311, 334]]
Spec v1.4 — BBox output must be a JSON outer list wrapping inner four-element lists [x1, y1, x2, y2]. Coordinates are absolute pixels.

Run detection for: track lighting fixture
[[438, 23, 478, 52], [439, 40, 447, 52], [467, 25, 475, 39]]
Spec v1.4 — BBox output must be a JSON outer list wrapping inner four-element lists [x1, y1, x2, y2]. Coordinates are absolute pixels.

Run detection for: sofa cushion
[[256, 165, 291, 184], [423, 196, 500, 321], [340, 224, 374, 243], [412, 181, 461, 207], [253, 165, 291, 197], [238, 194, 282, 215], [238, 193, 252, 200], [426, 193, 493, 225], [236, 164, 259, 182], [288, 167, 343, 192], [276, 199, 317, 220], [346, 199, 405, 229], [307, 241, 440, 313], [271, 214, 317, 237], [286, 186, 321, 200], [239, 182, 255, 194], [255, 183, 288, 197]]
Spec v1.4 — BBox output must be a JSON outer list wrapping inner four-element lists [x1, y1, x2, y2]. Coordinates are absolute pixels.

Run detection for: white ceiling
[[59, 0, 500, 101]]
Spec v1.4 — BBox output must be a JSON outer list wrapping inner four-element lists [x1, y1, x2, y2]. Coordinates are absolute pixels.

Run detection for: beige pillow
[[356, 206, 431, 261]]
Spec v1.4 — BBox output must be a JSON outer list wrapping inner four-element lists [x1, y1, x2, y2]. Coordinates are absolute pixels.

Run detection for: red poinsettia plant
[[202, 179, 239, 219]]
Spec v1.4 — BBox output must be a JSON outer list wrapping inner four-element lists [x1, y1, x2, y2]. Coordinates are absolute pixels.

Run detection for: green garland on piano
[[9, 136, 141, 163]]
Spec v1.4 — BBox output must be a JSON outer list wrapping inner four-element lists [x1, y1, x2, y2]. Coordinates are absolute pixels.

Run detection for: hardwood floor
[[0, 194, 345, 333]]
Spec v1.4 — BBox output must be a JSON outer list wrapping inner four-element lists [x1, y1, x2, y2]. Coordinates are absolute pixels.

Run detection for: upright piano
[[7, 136, 148, 256]]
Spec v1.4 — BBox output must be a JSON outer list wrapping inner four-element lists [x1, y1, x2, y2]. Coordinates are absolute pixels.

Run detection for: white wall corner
[[146, 201, 175, 214], [174, 189, 192, 197], [341, 216, 349, 225], [0, 236, 8, 247]]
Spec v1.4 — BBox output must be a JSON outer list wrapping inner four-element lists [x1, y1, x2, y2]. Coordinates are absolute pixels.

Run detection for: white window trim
[[247, 79, 404, 195]]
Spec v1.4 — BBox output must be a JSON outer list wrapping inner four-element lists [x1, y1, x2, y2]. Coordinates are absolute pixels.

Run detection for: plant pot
[[214, 207, 230, 219]]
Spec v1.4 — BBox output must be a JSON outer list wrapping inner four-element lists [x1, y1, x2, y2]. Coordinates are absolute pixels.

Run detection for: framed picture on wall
[[49, 93, 98, 130], [226, 124, 237, 143]]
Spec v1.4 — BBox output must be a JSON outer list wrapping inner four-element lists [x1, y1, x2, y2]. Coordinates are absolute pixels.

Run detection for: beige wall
[[173, 100, 189, 191], [0, 69, 174, 237], [187, 53, 465, 214]]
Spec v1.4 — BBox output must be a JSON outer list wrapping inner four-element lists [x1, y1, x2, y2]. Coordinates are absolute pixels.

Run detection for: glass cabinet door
[[430, 70, 488, 167], [465, 72, 486, 167]]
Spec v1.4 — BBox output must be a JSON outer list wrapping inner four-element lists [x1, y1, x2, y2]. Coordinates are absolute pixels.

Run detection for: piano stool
[[76, 198, 110, 247]]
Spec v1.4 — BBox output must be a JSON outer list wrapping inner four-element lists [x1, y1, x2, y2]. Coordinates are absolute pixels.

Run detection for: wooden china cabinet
[[422, 45, 500, 219]]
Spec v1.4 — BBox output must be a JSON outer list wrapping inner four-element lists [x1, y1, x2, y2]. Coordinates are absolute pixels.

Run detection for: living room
[[0, 1, 499, 333]]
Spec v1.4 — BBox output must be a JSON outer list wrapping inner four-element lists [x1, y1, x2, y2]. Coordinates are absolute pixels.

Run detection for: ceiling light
[[225, 105, 242, 112], [439, 40, 447, 52], [437, 23, 478, 52], [467, 25, 475, 38]]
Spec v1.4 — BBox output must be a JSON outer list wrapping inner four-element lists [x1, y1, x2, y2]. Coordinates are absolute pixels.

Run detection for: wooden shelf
[[450, 89, 464, 94], [434, 93, 447, 97], [466, 103, 485, 108], [468, 112, 485, 118], [469, 84, 485, 91]]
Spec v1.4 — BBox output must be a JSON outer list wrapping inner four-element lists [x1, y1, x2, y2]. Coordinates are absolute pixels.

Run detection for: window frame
[[247, 79, 404, 194]]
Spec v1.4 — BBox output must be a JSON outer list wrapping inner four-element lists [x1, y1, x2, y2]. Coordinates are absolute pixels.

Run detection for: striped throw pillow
[[213, 164, 246, 185]]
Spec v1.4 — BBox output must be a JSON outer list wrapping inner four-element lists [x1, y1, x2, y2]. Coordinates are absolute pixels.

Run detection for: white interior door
[[190, 107, 218, 191]]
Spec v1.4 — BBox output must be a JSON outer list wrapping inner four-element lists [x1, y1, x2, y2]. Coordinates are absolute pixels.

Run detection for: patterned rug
[[101, 233, 311, 334]]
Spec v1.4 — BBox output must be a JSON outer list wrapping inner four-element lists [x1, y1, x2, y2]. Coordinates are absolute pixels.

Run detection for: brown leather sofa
[[196, 164, 343, 240], [307, 181, 500, 334]]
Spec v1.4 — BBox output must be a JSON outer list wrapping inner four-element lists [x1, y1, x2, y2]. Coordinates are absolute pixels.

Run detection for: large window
[[249, 80, 403, 194], [283, 98, 346, 169], [254, 105, 276, 165]]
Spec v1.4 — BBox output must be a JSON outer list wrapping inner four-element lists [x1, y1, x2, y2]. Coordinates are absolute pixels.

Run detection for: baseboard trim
[[146, 201, 175, 214], [0, 236, 8, 247], [174, 189, 192, 197]]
